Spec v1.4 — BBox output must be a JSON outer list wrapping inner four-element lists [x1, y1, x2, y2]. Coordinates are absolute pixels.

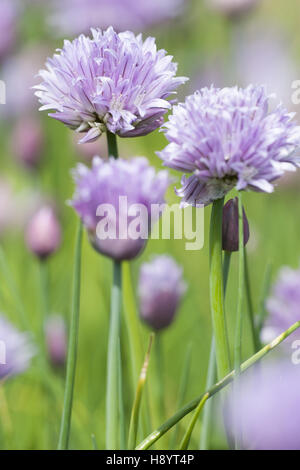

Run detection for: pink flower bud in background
[[45, 315, 67, 367], [222, 198, 250, 252], [25, 206, 62, 260], [11, 117, 44, 169], [138, 255, 187, 331]]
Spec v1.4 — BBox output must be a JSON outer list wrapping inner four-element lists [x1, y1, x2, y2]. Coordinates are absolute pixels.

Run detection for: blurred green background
[[1, 0, 300, 450]]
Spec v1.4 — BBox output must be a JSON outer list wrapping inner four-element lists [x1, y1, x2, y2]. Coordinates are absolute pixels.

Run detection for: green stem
[[170, 343, 193, 449], [106, 261, 122, 450], [105, 131, 123, 450], [107, 131, 119, 159], [118, 338, 126, 450], [39, 260, 49, 353], [128, 334, 154, 450], [234, 193, 244, 375], [209, 198, 231, 379], [200, 251, 231, 450], [135, 321, 300, 450], [180, 393, 210, 450], [155, 331, 165, 421], [244, 249, 260, 351], [57, 220, 83, 450]]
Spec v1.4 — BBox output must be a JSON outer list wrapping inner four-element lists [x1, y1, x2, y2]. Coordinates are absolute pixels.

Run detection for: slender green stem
[[200, 252, 231, 450], [170, 343, 193, 449], [57, 220, 83, 450], [257, 262, 272, 332], [136, 321, 300, 450], [106, 261, 122, 450], [118, 338, 126, 450], [155, 331, 165, 421], [209, 198, 231, 380], [39, 260, 49, 354], [107, 131, 119, 159], [244, 249, 260, 351], [180, 393, 210, 450], [128, 334, 154, 450], [234, 193, 244, 376]]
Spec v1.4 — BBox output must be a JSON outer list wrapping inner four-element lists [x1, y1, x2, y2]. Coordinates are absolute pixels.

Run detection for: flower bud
[[45, 315, 67, 367], [222, 197, 250, 252], [12, 118, 44, 170], [25, 206, 61, 260], [138, 255, 187, 331]]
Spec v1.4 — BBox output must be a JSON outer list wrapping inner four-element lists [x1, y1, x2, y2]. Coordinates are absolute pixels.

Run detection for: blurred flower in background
[[159, 85, 300, 206], [70, 157, 170, 261], [1, 45, 49, 119], [227, 361, 300, 450], [0, 315, 36, 380], [207, 0, 259, 18], [11, 117, 44, 170], [44, 314, 67, 368], [261, 265, 300, 345], [35, 27, 187, 143], [234, 27, 297, 109], [138, 255, 187, 330], [25, 206, 62, 260], [0, 0, 19, 61], [50, 0, 185, 36]]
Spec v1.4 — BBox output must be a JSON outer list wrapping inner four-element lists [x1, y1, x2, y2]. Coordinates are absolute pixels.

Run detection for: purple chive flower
[[208, 0, 259, 18], [158, 85, 300, 206], [0, 0, 18, 61], [227, 361, 300, 450], [11, 117, 44, 169], [25, 206, 62, 260], [0, 315, 36, 380], [45, 315, 67, 367], [50, 0, 185, 36], [34, 27, 187, 144], [222, 198, 249, 252], [261, 266, 300, 346], [138, 255, 187, 330], [70, 156, 170, 261]]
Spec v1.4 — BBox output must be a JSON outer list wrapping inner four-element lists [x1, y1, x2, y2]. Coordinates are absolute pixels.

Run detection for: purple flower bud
[[222, 197, 250, 252], [138, 255, 187, 331], [227, 361, 300, 450], [25, 206, 62, 260], [70, 157, 171, 262], [0, 315, 36, 380], [45, 315, 67, 367], [11, 117, 44, 169]]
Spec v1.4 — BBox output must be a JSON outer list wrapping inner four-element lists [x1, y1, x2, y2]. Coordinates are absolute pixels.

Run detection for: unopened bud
[[222, 197, 249, 252], [25, 206, 61, 260]]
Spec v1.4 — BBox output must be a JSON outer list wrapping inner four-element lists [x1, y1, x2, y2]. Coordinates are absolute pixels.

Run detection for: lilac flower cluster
[[261, 265, 300, 345], [159, 85, 300, 206], [35, 27, 187, 143], [0, 315, 36, 380], [70, 157, 170, 261], [138, 255, 186, 330], [50, 0, 185, 36]]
